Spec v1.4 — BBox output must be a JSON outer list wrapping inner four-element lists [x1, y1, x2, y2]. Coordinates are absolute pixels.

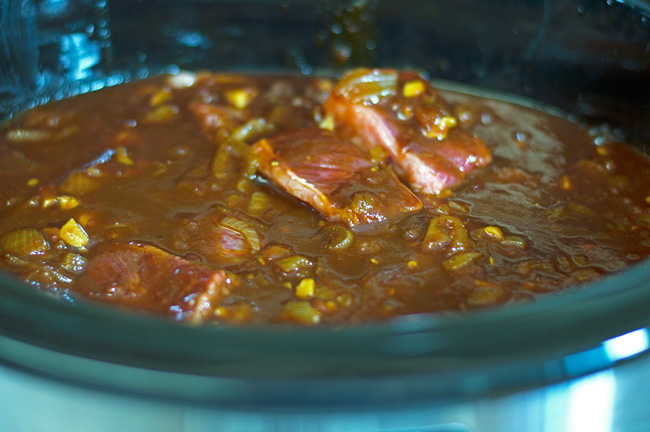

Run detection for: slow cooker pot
[[1, 1, 650, 431]]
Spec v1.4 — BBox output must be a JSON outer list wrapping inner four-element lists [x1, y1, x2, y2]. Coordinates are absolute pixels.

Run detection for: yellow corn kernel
[[645, 196, 650, 204], [60, 218, 89, 248], [295, 278, 315, 299], [318, 114, 335, 131], [284, 282, 293, 289], [407, 260, 418, 268], [225, 88, 255, 109], [489, 256, 495, 266], [403, 80, 425, 97], [483, 226, 503, 239], [27, 178, 39, 187], [370, 258, 379, 264], [57, 195, 80, 210]]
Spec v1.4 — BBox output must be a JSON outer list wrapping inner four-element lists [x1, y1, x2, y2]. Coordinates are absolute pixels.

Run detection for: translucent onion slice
[[331, 68, 398, 105], [219, 216, 261, 254], [0, 228, 50, 256], [60, 171, 101, 195]]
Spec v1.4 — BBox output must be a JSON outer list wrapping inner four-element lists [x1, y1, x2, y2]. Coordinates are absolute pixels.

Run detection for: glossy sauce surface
[[1, 72, 650, 325]]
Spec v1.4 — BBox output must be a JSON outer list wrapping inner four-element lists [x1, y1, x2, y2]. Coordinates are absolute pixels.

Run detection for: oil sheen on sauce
[[1, 71, 649, 325]]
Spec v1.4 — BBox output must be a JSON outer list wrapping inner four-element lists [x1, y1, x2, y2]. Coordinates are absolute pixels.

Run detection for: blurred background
[[1, 0, 650, 141]]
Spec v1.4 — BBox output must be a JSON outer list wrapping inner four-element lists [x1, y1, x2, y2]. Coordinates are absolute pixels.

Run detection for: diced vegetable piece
[[282, 301, 321, 324], [403, 80, 425, 98], [422, 215, 473, 254], [320, 225, 354, 250], [483, 226, 503, 239], [318, 115, 335, 131], [60, 252, 87, 273], [225, 87, 257, 109], [448, 201, 469, 214], [369, 145, 389, 164], [331, 68, 398, 104], [443, 252, 482, 271], [0, 228, 50, 256], [295, 278, 315, 299], [212, 138, 261, 180], [115, 146, 134, 165], [219, 216, 261, 253], [60, 218, 89, 248], [228, 118, 275, 143], [57, 195, 80, 210], [275, 255, 314, 275], [248, 191, 271, 216], [418, 114, 457, 140], [214, 302, 254, 322], [60, 171, 101, 195]]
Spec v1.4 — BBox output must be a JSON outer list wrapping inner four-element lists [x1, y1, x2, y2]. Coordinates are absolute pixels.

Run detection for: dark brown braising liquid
[[1, 72, 649, 324]]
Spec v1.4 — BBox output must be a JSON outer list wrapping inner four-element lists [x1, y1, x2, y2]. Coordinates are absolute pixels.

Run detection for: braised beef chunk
[[172, 208, 263, 266], [253, 128, 423, 227], [77, 243, 235, 323], [324, 68, 492, 194]]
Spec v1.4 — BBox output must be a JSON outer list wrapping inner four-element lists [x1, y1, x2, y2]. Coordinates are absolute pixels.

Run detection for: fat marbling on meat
[[324, 68, 492, 195], [253, 127, 422, 227]]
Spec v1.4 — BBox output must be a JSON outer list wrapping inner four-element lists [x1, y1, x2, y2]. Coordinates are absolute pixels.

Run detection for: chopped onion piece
[[0, 228, 49, 256], [60, 218, 89, 248], [282, 301, 321, 325], [220, 216, 261, 253]]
